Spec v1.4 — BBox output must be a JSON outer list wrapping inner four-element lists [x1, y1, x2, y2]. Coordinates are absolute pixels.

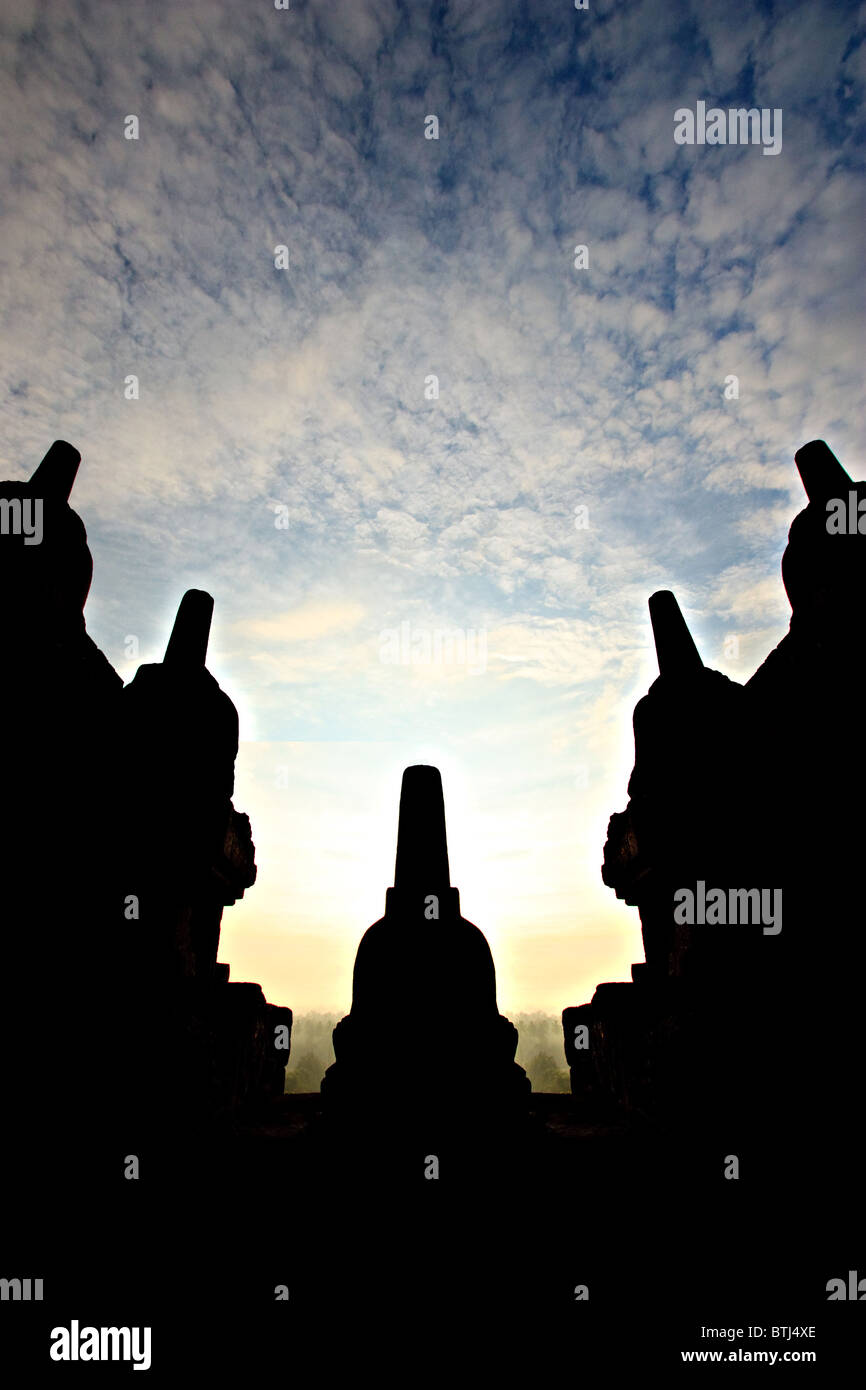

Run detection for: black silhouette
[[0, 442, 290, 1197], [117, 586, 291, 1139], [566, 440, 864, 1184], [322, 765, 529, 1124], [2, 434, 863, 1364], [1, 441, 122, 1187]]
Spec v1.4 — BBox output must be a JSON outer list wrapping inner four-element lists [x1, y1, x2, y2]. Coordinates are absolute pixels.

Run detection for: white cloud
[[1, 0, 860, 1010]]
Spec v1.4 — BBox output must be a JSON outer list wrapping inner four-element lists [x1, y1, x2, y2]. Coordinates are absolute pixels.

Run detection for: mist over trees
[[284, 1013, 340, 1093], [512, 1012, 570, 1093], [283, 1011, 569, 1093]]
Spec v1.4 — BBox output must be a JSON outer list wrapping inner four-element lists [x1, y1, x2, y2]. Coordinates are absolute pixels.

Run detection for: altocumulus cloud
[[0, 0, 862, 1011]]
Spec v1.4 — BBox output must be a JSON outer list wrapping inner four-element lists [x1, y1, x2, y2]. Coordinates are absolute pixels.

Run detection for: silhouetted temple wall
[[564, 440, 865, 1170], [0, 441, 291, 1180]]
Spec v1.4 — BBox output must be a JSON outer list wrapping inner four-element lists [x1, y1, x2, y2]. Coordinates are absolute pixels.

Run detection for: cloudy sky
[[1, 0, 862, 1015]]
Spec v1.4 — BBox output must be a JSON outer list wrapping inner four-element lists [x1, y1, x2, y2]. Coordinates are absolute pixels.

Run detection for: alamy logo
[[0, 496, 43, 544], [0, 1276, 43, 1300], [674, 102, 782, 156], [49, 1321, 152, 1371], [379, 622, 487, 675], [673, 882, 782, 935], [826, 1270, 866, 1300], [826, 493, 866, 534]]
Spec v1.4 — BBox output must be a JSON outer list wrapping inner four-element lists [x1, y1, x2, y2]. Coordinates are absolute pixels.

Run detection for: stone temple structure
[[117, 587, 292, 1138], [0, 441, 291, 1192], [563, 440, 865, 1177], [322, 765, 530, 1127]]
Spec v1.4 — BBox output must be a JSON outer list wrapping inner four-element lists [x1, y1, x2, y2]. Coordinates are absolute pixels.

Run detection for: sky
[[1, 0, 863, 1016]]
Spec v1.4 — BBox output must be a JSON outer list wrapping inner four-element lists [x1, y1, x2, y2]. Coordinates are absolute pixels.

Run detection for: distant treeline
[[284, 1011, 570, 1094]]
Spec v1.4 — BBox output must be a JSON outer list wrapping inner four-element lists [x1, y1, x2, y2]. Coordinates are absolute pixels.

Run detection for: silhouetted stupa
[[0, 442, 292, 1185], [322, 765, 529, 1118], [564, 440, 865, 1178]]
